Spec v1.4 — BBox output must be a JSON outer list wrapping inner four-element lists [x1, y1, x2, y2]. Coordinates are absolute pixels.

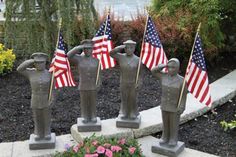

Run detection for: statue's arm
[[151, 64, 167, 79], [109, 45, 125, 60], [136, 64, 144, 89], [17, 59, 35, 77], [67, 45, 83, 62], [178, 82, 188, 114]]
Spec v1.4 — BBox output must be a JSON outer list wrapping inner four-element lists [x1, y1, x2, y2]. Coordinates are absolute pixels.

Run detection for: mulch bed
[[155, 96, 236, 157], [0, 66, 161, 142], [0, 53, 235, 156]]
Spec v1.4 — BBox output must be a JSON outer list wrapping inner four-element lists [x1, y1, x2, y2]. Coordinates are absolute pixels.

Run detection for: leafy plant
[[220, 119, 236, 131], [150, 0, 225, 60], [0, 43, 16, 75], [54, 135, 144, 157]]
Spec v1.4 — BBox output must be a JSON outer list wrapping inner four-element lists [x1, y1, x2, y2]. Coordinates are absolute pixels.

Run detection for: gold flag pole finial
[[197, 22, 201, 33]]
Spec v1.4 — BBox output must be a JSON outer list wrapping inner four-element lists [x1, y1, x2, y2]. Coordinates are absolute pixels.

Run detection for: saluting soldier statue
[[17, 53, 56, 150], [67, 39, 101, 132], [151, 58, 187, 157], [110, 40, 143, 129]]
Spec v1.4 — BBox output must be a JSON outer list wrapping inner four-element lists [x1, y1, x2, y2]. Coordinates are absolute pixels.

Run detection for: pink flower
[[84, 153, 99, 157], [111, 145, 122, 152], [73, 145, 79, 153], [97, 146, 106, 154], [85, 146, 90, 153], [64, 144, 70, 150], [118, 138, 126, 145], [103, 143, 111, 148], [92, 140, 98, 146], [105, 149, 113, 157], [129, 147, 136, 155]]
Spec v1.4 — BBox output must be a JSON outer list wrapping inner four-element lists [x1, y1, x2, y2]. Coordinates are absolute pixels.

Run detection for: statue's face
[[125, 44, 135, 56], [35, 61, 46, 71], [84, 47, 93, 57], [167, 61, 179, 76]]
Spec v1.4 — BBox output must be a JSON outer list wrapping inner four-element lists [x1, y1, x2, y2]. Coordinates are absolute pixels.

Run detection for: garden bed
[[155, 96, 236, 157], [0, 52, 235, 154]]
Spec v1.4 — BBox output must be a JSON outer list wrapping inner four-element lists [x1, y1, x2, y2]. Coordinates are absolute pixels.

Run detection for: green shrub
[[220, 116, 236, 131], [54, 135, 144, 157], [0, 43, 16, 75]]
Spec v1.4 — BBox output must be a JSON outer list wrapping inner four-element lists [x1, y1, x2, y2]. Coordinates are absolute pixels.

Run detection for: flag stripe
[[186, 33, 212, 106]]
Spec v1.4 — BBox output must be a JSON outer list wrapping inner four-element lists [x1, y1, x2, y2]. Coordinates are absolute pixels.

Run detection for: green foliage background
[[4, 0, 98, 58]]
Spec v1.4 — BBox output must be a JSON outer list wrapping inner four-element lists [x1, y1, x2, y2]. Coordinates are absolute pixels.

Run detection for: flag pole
[[48, 18, 62, 101], [135, 12, 149, 85], [177, 23, 201, 108], [95, 7, 110, 85]]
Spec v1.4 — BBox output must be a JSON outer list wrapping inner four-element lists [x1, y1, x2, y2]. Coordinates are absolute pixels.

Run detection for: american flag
[[186, 33, 212, 106], [141, 16, 168, 70], [49, 32, 76, 89], [92, 14, 115, 70]]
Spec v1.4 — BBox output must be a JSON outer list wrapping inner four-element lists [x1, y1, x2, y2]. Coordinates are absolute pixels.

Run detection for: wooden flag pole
[[48, 18, 62, 101], [95, 8, 110, 85], [135, 13, 149, 86], [177, 23, 201, 108]]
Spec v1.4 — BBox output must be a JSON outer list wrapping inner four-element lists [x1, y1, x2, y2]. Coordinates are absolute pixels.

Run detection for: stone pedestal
[[29, 133, 56, 150], [116, 114, 141, 129], [77, 117, 101, 132], [152, 139, 185, 157]]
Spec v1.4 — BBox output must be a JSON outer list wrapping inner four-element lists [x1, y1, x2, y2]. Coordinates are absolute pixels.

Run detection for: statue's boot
[[33, 109, 44, 141], [159, 134, 168, 145], [160, 111, 170, 145], [168, 113, 179, 147], [43, 107, 51, 140]]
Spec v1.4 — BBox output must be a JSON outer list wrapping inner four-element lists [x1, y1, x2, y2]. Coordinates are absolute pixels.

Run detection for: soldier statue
[[151, 58, 188, 156], [17, 52, 56, 150], [67, 39, 101, 132], [110, 40, 143, 129]]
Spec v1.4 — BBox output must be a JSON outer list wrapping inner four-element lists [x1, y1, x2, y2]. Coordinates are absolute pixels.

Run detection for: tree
[[4, 0, 97, 57], [150, 0, 231, 59]]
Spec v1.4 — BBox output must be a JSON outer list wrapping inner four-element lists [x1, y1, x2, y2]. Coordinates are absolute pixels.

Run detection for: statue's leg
[[32, 108, 44, 141], [168, 112, 180, 146], [129, 86, 138, 119], [89, 90, 97, 123], [80, 90, 89, 123], [43, 107, 51, 140], [160, 111, 170, 145], [120, 85, 128, 119]]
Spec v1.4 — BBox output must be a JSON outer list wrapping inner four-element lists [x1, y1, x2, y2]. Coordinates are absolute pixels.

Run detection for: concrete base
[[152, 139, 185, 157], [116, 114, 141, 129], [29, 133, 56, 150], [77, 117, 101, 132]]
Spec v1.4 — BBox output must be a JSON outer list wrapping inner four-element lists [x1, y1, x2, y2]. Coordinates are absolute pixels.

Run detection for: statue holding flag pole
[[110, 39, 143, 129], [151, 23, 210, 157], [67, 39, 102, 132]]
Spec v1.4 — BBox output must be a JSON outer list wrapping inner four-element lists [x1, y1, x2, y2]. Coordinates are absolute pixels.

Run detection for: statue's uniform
[[152, 66, 187, 144], [111, 53, 142, 119], [18, 68, 51, 139], [71, 55, 99, 122]]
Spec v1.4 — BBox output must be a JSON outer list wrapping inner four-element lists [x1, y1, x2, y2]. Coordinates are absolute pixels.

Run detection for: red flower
[[118, 138, 126, 145], [111, 145, 122, 152], [105, 149, 113, 157], [84, 153, 99, 157], [97, 146, 106, 154], [129, 147, 136, 155]]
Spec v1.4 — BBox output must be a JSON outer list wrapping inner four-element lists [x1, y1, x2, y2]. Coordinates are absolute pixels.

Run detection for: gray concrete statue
[[151, 58, 188, 157], [110, 40, 143, 129], [17, 52, 55, 150], [67, 39, 101, 132]]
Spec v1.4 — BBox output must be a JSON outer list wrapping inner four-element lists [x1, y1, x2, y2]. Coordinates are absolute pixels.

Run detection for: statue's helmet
[[81, 39, 94, 48], [168, 58, 180, 69], [123, 40, 136, 45], [31, 52, 48, 62]]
